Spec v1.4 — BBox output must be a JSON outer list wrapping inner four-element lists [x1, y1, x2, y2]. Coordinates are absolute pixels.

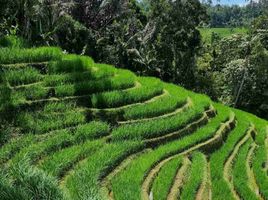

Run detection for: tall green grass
[[48, 54, 93, 73], [54, 70, 135, 97], [0, 47, 62, 64], [123, 83, 188, 120], [11, 121, 110, 166], [210, 110, 250, 200], [233, 138, 259, 200], [252, 145, 268, 198], [15, 84, 49, 100], [0, 135, 37, 164], [112, 97, 209, 141], [251, 120, 268, 199], [151, 157, 183, 200], [91, 77, 163, 108], [8, 159, 63, 200], [3, 67, 43, 86], [18, 110, 86, 134], [64, 141, 144, 200], [111, 105, 230, 200], [44, 67, 116, 86], [39, 140, 104, 178], [43, 102, 78, 113], [180, 152, 207, 200]]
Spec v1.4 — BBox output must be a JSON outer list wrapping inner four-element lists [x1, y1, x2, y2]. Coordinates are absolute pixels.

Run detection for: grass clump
[[11, 121, 110, 166], [0, 35, 27, 48], [39, 140, 104, 178], [91, 77, 163, 108], [18, 111, 86, 134], [251, 121, 268, 198], [43, 102, 78, 113], [0, 47, 62, 64], [54, 70, 135, 97], [123, 84, 188, 120], [64, 141, 144, 200], [180, 152, 207, 200], [233, 138, 259, 200], [48, 54, 94, 73], [3, 67, 43, 86], [15, 84, 49, 100], [0, 135, 37, 164], [151, 157, 183, 200], [8, 159, 63, 200], [44, 68, 115, 87]]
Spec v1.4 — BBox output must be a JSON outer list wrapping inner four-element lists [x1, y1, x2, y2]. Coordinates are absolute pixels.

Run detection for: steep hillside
[[0, 47, 267, 200]]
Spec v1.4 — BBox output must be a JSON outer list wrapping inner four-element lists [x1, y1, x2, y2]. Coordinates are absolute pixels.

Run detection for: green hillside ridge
[[0, 46, 267, 200]]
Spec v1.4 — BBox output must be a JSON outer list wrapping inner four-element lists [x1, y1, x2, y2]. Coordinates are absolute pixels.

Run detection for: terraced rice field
[[0, 46, 267, 200]]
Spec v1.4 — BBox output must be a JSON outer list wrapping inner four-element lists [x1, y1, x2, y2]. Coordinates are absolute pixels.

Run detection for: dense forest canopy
[[0, 0, 267, 119]]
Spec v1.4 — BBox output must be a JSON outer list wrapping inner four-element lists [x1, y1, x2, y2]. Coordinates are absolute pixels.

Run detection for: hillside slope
[[0, 47, 267, 200]]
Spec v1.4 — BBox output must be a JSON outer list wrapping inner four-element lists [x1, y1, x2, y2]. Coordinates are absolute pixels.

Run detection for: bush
[[0, 35, 28, 48]]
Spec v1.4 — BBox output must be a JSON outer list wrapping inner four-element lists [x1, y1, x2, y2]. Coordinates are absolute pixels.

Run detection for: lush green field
[[199, 27, 248, 43], [0, 46, 267, 200]]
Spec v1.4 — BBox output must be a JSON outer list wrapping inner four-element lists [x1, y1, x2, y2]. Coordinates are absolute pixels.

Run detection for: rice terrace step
[[0, 47, 267, 200]]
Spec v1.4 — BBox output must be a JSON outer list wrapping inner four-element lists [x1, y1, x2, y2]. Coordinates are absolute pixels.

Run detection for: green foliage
[[0, 35, 27, 48], [39, 140, 104, 178], [18, 111, 86, 134], [197, 30, 268, 119], [205, 3, 263, 28], [9, 160, 63, 200], [199, 28, 248, 44], [48, 55, 94, 73]]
